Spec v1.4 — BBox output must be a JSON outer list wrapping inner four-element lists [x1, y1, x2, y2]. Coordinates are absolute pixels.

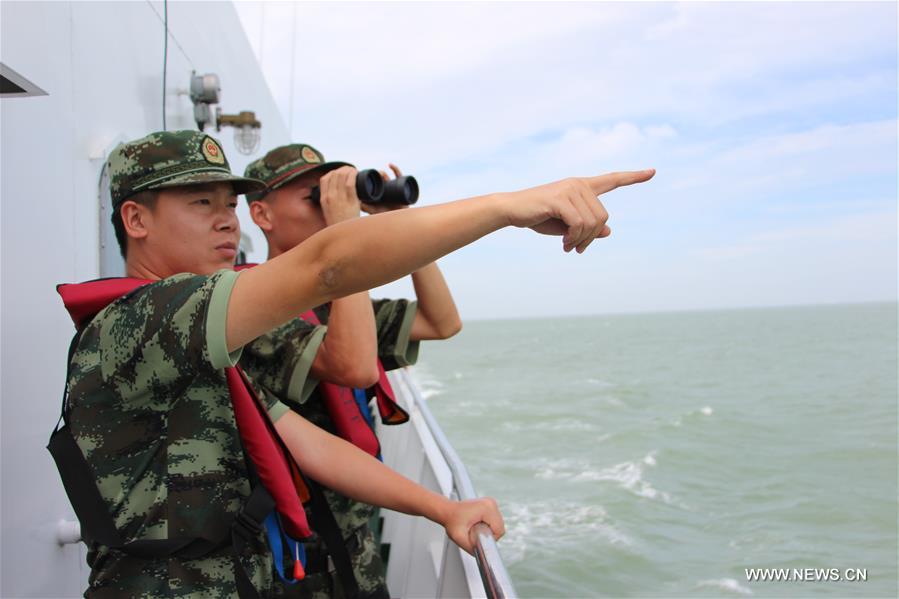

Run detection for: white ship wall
[[1, 2, 290, 595]]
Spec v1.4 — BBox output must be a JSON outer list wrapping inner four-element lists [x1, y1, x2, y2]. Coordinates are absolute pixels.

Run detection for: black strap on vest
[[48, 326, 270, 598], [51, 326, 361, 598], [304, 479, 361, 599], [48, 420, 272, 598]]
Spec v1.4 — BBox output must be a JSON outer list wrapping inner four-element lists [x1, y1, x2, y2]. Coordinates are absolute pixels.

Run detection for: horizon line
[[461, 298, 898, 323]]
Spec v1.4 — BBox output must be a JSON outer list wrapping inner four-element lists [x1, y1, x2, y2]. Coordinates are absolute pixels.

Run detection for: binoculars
[[309, 169, 419, 206]]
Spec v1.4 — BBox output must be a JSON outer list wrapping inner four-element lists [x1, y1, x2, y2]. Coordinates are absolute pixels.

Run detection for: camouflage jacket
[[239, 298, 418, 538], [66, 270, 291, 598]]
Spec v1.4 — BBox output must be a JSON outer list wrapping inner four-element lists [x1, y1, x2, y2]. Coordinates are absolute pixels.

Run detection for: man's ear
[[249, 200, 274, 232], [120, 201, 150, 241]]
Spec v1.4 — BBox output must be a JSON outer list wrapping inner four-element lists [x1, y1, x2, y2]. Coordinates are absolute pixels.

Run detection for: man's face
[[263, 171, 326, 251], [140, 182, 241, 276]]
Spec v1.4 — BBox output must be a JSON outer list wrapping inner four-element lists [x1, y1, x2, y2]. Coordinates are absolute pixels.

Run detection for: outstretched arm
[[274, 409, 503, 553], [227, 169, 655, 352]]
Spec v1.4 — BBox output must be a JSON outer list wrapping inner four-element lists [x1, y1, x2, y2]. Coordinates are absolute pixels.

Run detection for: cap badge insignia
[[202, 138, 226, 165], [301, 146, 321, 164]]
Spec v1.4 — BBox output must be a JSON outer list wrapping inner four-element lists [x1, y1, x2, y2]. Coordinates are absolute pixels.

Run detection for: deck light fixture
[[216, 109, 262, 155], [189, 72, 262, 155]]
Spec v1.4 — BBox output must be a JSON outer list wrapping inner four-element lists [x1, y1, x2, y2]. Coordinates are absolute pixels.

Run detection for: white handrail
[[395, 369, 518, 599]]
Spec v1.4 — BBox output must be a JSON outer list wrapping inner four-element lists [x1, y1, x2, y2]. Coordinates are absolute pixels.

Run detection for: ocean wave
[[576, 452, 672, 503], [500, 500, 634, 564], [502, 419, 601, 432], [405, 365, 446, 400], [532, 452, 673, 503], [419, 387, 443, 400], [585, 377, 615, 388], [670, 405, 714, 427], [533, 457, 582, 480], [599, 395, 626, 407], [696, 578, 753, 595]]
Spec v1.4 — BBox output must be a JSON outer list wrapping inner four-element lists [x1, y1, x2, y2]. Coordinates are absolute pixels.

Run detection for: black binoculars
[[309, 169, 419, 206]]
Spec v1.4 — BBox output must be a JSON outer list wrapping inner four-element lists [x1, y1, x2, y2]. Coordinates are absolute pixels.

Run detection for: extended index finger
[[586, 168, 655, 195]]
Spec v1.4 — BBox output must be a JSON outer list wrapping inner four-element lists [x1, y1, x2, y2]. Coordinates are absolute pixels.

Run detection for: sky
[[234, 1, 897, 320]]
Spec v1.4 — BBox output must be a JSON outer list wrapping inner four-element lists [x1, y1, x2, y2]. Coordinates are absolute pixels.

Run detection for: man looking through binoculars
[[242, 144, 461, 598]]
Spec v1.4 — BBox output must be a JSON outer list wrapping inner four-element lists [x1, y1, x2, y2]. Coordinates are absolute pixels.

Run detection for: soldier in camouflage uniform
[[60, 127, 653, 597], [241, 144, 463, 598], [69, 131, 280, 597], [63, 129, 516, 598]]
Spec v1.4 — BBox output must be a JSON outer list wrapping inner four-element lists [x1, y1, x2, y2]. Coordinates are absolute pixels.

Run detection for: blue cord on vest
[[353, 388, 382, 461], [264, 511, 306, 584]]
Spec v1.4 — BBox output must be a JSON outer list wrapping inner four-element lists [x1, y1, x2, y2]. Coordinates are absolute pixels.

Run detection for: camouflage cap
[[106, 130, 266, 207], [243, 143, 351, 202]]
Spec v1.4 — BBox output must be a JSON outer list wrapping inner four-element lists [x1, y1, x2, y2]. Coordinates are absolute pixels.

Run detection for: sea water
[[412, 302, 897, 598]]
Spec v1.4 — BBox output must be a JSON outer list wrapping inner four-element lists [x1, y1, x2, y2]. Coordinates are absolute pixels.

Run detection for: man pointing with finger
[[56, 128, 653, 597]]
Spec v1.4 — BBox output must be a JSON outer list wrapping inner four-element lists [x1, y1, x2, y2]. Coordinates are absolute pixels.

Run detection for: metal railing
[[395, 368, 518, 599]]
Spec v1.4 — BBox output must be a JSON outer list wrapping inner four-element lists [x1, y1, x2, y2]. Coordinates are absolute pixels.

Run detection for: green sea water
[[412, 302, 898, 598]]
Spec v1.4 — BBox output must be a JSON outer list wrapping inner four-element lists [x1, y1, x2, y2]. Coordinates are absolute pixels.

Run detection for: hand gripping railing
[[395, 369, 518, 599]]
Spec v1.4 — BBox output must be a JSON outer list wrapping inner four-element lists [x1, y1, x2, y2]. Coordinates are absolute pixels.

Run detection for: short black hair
[[111, 190, 159, 259]]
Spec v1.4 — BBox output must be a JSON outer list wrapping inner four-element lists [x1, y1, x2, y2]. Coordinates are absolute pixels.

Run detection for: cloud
[[238, 2, 896, 173], [691, 209, 897, 262], [235, 2, 897, 318], [668, 119, 898, 197], [536, 123, 676, 168]]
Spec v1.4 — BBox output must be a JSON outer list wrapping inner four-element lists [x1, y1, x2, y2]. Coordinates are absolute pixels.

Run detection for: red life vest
[[235, 263, 409, 457], [56, 277, 312, 541], [300, 309, 409, 458]]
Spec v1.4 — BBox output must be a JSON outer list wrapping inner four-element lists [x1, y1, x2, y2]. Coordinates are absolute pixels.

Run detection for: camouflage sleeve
[[371, 299, 419, 371], [205, 269, 244, 369], [91, 269, 242, 405], [246, 377, 291, 423], [157, 269, 296, 420], [239, 317, 327, 408]]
